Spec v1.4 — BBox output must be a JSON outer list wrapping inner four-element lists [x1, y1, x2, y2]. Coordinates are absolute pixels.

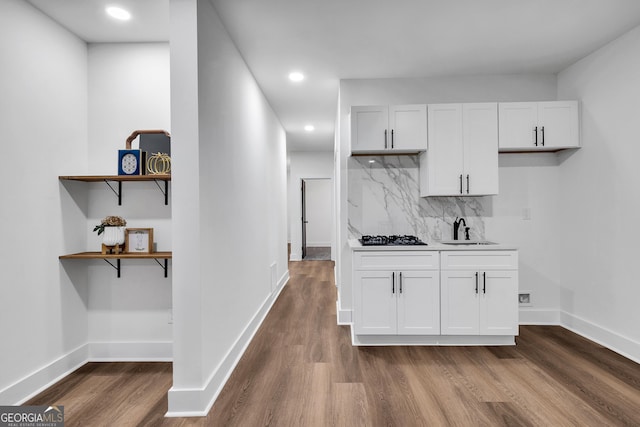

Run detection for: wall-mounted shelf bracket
[[103, 179, 168, 206], [101, 258, 167, 278], [153, 258, 169, 277], [59, 252, 172, 279], [103, 180, 123, 205], [59, 175, 171, 206], [153, 179, 169, 205], [103, 258, 121, 278]]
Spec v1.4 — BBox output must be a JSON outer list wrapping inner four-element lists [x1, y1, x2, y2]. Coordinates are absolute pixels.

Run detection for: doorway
[[301, 178, 332, 260]]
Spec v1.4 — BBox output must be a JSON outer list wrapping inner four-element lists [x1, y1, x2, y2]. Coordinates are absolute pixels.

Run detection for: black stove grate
[[359, 235, 427, 246]]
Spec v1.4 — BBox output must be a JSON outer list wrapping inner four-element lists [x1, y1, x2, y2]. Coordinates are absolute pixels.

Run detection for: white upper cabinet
[[350, 105, 427, 154], [463, 103, 500, 195], [498, 101, 580, 151], [350, 106, 388, 153], [419, 103, 498, 197], [388, 105, 428, 151]]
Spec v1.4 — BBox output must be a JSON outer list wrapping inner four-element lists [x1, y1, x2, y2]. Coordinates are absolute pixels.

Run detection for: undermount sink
[[440, 240, 498, 246]]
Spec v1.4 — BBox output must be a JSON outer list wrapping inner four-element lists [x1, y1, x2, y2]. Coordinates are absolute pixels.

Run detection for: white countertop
[[349, 239, 518, 251]]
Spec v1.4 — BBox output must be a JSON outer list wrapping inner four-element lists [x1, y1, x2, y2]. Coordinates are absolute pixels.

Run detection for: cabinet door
[[397, 270, 440, 335], [422, 104, 464, 196], [462, 103, 498, 195], [498, 102, 538, 150], [480, 270, 519, 335], [351, 106, 389, 153], [440, 270, 480, 335], [389, 104, 427, 152], [354, 270, 396, 335], [538, 101, 579, 149]]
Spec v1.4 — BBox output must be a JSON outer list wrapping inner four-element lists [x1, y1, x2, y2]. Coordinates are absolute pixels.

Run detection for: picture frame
[[125, 228, 154, 254]]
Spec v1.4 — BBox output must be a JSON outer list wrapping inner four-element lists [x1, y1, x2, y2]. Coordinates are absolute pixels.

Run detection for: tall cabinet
[[419, 103, 498, 196]]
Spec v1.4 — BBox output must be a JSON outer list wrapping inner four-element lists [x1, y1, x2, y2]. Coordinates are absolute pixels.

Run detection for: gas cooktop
[[359, 235, 427, 246]]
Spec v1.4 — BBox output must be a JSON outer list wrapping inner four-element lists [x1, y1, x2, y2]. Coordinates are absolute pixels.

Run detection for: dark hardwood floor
[[27, 260, 640, 426]]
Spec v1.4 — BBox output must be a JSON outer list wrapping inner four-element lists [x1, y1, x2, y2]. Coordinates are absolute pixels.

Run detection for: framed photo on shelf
[[125, 228, 154, 254]]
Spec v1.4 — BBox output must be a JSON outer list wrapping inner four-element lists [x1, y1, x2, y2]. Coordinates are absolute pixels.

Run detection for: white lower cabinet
[[440, 251, 519, 336], [354, 252, 440, 335], [353, 249, 519, 343]]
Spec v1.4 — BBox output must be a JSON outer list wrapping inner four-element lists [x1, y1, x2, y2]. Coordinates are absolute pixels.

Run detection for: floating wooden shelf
[[60, 251, 172, 278], [59, 251, 172, 260], [59, 175, 171, 182], [59, 175, 171, 205]]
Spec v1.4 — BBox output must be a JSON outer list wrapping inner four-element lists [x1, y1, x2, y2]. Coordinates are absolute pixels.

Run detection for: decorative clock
[[118, 149, 145, 175]]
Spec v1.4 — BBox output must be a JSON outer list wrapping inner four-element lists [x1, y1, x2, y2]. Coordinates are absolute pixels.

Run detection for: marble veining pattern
[[348, 155, 489, 244]]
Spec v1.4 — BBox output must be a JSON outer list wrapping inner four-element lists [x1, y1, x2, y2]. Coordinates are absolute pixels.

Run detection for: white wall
[[88, 43, 171, 174], [488, 153, 562, 319], [85, 43, 172, 359], [168, 0, 288, 415], [337, 75, 559, 322], [557, 25, 640, 360], [288, 151, 335, 260], [0, 0, 89, 404]]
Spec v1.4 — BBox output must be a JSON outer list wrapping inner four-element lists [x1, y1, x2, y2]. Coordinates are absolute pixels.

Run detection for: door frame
[[301, 179, 307, 259]]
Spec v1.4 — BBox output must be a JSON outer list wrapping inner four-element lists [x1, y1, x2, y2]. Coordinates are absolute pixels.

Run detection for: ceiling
[[27, 0, 640, 152]]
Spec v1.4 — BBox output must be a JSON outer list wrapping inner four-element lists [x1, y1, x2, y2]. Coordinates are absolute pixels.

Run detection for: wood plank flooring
[[27, 260, 640, 426]]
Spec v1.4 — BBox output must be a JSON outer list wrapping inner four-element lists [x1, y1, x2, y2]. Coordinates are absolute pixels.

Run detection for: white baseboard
[[519, 308, 640, 364], [0, 340, 173, 405], [166, 269, 290, 417], [1, 344, 88, 405], [89, 342, 172, 362], [351, 332, 515, 346], [336, 301, 352, 325], [559, 311, 640, 364], [306, 242, 331, 247], [289, 252, 302, 261], [519, 308, 561, 325]]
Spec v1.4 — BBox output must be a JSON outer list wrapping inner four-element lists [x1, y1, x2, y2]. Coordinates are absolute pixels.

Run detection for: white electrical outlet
[[518, 292, 532, 306]]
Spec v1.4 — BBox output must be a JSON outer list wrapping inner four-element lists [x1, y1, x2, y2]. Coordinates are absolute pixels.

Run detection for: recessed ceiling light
[[288, 71, 304, 82], [304, 125, 315, 132], [106, 6, 131, 21]]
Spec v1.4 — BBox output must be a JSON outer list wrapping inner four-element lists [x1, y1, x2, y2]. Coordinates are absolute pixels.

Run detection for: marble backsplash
[[348, 155, 491, 243]]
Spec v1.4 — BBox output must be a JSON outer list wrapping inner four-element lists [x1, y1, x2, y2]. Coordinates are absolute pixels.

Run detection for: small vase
[[102, 226, 125, 246]]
